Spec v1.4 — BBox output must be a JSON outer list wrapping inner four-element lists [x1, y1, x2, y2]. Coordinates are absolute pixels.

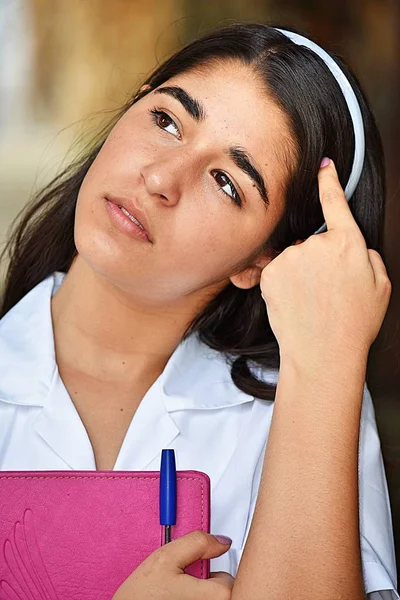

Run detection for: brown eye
[[159, 113, 171, 128], [214, 172, 227, 187], [149, 108, 180, 139], [212, 170, 242, 208]]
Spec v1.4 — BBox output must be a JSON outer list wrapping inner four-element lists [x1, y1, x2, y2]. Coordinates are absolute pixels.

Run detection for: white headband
[[276, 28, 365, 234]]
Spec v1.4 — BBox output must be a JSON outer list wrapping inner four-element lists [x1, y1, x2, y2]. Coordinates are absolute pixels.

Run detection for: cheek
[[174, 207, 267, 276], [82, 121, 150, 191]]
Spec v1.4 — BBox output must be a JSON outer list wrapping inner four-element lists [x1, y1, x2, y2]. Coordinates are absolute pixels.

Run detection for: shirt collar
[[0, 271, 276, 412]]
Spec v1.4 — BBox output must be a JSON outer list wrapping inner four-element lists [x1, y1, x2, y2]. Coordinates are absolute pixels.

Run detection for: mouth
[[105, 195, 152, 242], [118, 205, 145, 230]]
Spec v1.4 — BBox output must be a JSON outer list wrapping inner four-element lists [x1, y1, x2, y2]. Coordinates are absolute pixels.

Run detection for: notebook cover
[[0, 470, 210, 600]]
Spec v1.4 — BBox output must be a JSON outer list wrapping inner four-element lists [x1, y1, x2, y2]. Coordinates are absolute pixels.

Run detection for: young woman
[[0, 22, 397, 600]]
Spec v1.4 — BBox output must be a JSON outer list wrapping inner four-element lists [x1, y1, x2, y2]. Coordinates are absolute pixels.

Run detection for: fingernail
[[214, 535, 232, 545], [320, 157, 331, 168]]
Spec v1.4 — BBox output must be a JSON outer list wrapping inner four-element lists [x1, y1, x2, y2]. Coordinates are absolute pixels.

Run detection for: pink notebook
[[0, 470, 210, 600]]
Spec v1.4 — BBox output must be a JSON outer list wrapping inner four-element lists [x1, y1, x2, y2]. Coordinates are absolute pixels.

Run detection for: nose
[[140, 150, 189, 207]]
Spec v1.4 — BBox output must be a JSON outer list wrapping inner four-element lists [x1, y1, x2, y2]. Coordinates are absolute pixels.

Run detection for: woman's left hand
[[259, 158, 392, 367]]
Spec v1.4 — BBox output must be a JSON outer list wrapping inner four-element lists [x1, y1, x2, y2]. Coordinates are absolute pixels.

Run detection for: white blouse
[[0, 271, 398, 598]]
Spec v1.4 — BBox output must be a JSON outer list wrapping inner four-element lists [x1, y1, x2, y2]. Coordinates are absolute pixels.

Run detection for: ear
[[229, 256, 272, 290]]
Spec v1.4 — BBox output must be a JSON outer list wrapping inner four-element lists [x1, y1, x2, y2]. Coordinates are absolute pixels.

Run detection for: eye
[[149, 108, 181, 139], [212, 170, 242, 208]]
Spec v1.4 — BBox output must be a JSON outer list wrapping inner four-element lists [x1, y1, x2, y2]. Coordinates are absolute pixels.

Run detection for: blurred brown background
[[0, 0, 399, 570]]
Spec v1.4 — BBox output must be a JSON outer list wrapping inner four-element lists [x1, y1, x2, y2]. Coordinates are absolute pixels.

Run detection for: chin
[[75, 195, 126, 268]]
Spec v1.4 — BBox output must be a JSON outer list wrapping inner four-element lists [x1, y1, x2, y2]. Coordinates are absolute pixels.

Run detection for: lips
[[106, 195, 152, 241]]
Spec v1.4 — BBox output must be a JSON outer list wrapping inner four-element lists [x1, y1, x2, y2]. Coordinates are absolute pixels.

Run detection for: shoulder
[[0, 272, 63, 408], [165, 334, 277, 413]]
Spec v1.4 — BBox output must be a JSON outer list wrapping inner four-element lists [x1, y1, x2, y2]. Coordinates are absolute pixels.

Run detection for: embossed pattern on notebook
[[1, 509, 59, 600]]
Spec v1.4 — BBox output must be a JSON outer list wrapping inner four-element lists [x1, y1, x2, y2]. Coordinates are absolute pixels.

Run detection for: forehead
[[162, 60, 295, 199]]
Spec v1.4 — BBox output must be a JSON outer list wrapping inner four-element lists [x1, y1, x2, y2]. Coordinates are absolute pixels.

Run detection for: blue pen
[[160, 449, 177, 544]]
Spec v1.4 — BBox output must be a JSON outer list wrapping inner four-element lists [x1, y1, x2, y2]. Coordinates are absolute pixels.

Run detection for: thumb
[[157, 531, 232, 573], [209, 571, 235, 586]]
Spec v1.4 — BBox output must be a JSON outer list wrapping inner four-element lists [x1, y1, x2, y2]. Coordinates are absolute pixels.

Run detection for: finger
[[317, 158, 362, 234], [157, 531, 232, 573], [177, 573, 234, 600], [368, 249, 391, 287], [209, 571, 235, 587]]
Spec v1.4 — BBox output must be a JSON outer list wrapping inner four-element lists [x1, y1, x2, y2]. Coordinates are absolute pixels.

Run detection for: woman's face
[[74, 60, 295, 305]]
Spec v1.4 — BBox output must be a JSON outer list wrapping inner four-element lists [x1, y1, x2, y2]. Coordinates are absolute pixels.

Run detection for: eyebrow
[[154, 86, 206, 122], [227, 147, 269, 206], [153, 85, 270, 207]]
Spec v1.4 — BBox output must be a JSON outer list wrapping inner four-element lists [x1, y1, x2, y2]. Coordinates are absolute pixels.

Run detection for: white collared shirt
[[0, 272, 398, 598]]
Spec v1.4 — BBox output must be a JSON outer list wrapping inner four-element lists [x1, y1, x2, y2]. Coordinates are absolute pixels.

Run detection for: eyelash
[[148, 107, 242, 208]]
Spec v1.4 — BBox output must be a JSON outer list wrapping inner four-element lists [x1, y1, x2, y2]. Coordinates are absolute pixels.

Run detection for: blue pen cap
[[160, 449, 177, 526]]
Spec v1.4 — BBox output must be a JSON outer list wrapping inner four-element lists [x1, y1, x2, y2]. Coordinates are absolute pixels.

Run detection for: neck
[[50, 256, 218, 387]]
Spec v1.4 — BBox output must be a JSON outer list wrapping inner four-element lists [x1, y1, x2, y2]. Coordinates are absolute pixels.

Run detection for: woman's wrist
[[278, 345, 369, 391]]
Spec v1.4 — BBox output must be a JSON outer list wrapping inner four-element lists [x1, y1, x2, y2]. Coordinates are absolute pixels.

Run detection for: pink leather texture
[[0, 470, 210, 599]]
